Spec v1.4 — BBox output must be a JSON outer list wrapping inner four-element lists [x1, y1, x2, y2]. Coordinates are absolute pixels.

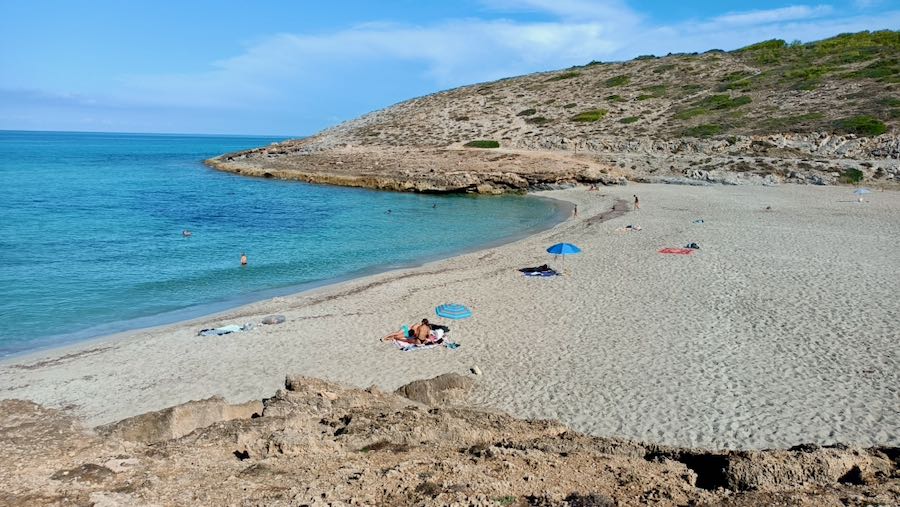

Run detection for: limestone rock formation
[[208, 32, 900, 193], [1, 375, 898, 506], [96, 396, 262, 443], [394, 372, 475, 405]]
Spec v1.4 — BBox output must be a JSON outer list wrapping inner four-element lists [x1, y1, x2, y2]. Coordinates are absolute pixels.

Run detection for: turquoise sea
[[0, 131, 565, 356]]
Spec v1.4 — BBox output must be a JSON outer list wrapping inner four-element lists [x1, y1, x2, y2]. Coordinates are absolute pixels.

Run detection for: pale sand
[[1, 183, 897, 450]]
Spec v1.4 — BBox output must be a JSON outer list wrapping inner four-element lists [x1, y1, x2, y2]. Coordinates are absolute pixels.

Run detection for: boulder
[[96, 397, 262, 443], [261, 314, 286, 325], [394, 373, 474, 405]]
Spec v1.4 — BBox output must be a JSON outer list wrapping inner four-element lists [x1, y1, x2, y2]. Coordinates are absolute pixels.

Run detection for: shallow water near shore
[[0, 131, 565, 356]]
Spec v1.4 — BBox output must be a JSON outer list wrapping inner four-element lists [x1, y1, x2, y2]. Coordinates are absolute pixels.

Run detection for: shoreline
[[1, 192, 571, 361], [0, 191, 572, 366], [1, 183, 897, 451]]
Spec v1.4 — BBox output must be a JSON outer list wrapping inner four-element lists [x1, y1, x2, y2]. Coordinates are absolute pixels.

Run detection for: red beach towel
[[659, 248, 694, 255]]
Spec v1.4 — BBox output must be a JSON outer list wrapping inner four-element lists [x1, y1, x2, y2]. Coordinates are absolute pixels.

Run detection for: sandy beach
[[1, 183, 897, 451]]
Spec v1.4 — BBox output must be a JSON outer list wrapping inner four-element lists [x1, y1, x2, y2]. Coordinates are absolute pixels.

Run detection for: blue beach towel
[[522, 270, 559, 277]]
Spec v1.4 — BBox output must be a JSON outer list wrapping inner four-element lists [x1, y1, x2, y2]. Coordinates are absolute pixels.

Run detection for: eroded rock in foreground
[[1, 374, 897, 506]]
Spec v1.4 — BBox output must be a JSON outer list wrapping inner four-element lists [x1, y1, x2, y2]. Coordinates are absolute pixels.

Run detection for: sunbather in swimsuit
[[382, 319, 432, 344]]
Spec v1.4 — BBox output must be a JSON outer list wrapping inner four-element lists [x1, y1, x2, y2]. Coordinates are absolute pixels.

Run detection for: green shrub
[[718, 79, 752, 91], [675, 108, 707, 120], [572, 109, 608, 122], [604, 75, 630, 87], [736, 39, 787, 52], [516, 108, 536, 116], [675, 95, 751, 120], [759, 112, 825, 130], [653, 64, 676, 74], [699, 94, 752, 109], [636, 94, 654, 101], [619, 116, 640, 124], [834, 116, 887, 136], [641, 84, 667, 97], [681, 84, 703, 93], [684, 124, 722, 137], [846, 59, 900, 80], [546, 71, 581, 82], [840, 168, 865, 184], [605, 94, 625, 102], [495, 497, 517, 506], [562, 102, 577, 108], [721, 71, 754, 82], [464, 140, 500, 148], [526, 116, 551, 125], [879, 97, 900, 107]]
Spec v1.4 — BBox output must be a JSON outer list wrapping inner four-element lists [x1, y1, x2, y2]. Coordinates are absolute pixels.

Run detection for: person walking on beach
[[573, 205, 578, 217], [240, 253, 248, 266], [633, 195, 640, 210]]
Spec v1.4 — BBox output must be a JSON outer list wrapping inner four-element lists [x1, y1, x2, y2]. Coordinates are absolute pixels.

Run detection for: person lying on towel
[[382, 319, 433, 344]]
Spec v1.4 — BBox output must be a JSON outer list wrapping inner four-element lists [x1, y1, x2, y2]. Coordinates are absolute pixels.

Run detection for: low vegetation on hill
[[211, 31, 899, 192], [340, 31, 897, 146]]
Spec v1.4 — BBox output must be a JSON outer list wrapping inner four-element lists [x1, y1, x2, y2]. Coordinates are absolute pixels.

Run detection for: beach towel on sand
[[659, 248, 695, 255], [519, 264, 559, 276], [198, 324, 249, 336], [522, 269, 559, 277], [394, 340, 461, 352]]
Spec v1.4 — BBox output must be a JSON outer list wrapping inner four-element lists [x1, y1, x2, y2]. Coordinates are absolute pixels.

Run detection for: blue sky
[[1, 0, 897, 135]]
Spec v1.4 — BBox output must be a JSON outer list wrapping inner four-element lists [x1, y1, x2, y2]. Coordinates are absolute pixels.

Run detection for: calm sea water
[[0, 131, 565, 356]]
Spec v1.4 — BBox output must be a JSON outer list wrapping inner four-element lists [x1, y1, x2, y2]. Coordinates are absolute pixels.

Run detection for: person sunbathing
[[382, 319, 432, 344]]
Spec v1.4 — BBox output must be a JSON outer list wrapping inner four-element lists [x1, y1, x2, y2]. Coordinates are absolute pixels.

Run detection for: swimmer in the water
[[182, 230, 192, 237], [240, 253, 248, 266]]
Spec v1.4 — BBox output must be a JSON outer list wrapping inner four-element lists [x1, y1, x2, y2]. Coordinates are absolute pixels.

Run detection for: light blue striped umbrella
[[435, 303, 472, 320], [435, 303, 472, 342]]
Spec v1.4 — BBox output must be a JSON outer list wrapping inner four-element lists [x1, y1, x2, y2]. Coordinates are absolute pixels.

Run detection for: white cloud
[[13, 1, 900, 133], [710, 5, 833, 26], [482, 0, 641, 23]]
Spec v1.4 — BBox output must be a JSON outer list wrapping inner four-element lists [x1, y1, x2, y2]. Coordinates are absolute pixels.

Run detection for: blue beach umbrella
[[853, 188, 872, 202], [546, 242, 582, 274], [435, 303, 472, 341], [435, 303, 472, 320], [546, 243, 582, 255]]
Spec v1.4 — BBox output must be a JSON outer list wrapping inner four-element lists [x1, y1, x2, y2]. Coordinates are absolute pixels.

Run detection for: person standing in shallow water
[[633, 195, 640, 210], [240, 253, 248, 266]]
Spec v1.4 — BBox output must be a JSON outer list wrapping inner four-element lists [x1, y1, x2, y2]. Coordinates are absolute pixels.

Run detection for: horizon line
[[0, 128, 305, 139]]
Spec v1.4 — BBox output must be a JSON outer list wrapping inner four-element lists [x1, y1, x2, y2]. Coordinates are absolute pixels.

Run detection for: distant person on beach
[[182, 230, 192, 237], [240, 253, 248, 266], [633, 195, 640, 210]]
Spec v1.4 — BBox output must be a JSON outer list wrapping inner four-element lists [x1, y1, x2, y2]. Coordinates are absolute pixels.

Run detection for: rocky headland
[[208, 31, 900, 193], [3, 374, 898, 506]]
